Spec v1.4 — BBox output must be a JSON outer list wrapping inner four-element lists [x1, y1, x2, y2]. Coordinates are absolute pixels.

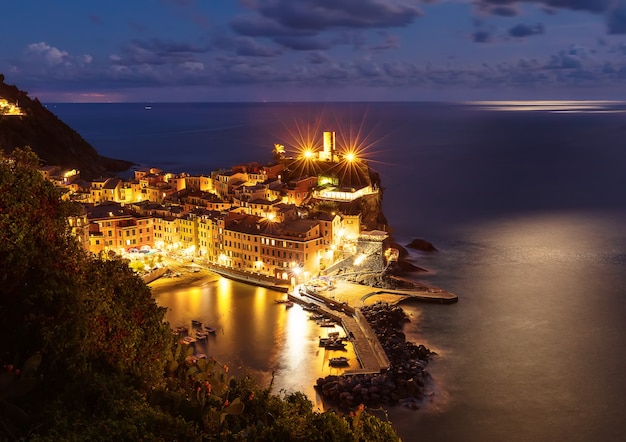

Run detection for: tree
[[0, 149, 174, 438], [0, 147, 86, 373]]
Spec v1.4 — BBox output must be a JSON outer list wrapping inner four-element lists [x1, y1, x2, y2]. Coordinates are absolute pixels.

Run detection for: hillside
[[0, 75, 133, 179]]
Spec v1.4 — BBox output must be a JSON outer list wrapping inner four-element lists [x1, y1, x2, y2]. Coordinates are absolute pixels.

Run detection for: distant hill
[[0, 75, 133, 179]]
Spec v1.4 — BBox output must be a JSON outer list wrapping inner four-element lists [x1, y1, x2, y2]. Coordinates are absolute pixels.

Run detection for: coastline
[[148, 262, 219, 296], [148, 259, 454, 410]]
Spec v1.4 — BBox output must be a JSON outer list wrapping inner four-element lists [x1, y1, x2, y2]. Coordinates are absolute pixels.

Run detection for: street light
[[344, 152, 356, 162]]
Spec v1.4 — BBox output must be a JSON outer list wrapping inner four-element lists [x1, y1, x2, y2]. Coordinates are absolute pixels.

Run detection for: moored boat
[[204, 325, 217, 334], [302, 303, 319, 312], [317, 318, 336, 327], [323, 340, 347, 350], [173, 325, 188, 335], [329, 357, 349, 366]]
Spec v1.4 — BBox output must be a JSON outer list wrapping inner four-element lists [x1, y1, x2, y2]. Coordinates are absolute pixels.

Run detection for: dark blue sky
[[2, 0, 626, 102]]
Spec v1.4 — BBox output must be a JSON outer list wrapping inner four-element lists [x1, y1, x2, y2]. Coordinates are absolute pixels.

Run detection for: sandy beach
[[148, 261, 220, 296]]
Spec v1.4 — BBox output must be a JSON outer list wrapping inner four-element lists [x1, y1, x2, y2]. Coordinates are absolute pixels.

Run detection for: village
[[40, 130, 396, 290]]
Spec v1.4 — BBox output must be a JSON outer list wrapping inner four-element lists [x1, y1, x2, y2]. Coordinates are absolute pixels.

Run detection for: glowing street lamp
[[344, 152, 357, 162]]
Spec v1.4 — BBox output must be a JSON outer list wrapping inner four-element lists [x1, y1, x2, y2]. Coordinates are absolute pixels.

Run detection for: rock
[[406, 238, 438, 252], [315, 303, 434, 410]]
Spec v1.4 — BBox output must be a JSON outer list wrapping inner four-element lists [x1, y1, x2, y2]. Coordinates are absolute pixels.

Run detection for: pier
[[289, 279, 457, 374]]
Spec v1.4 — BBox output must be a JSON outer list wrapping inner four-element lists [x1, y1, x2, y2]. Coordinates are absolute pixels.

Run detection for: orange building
[[85, 202, 154, 255]]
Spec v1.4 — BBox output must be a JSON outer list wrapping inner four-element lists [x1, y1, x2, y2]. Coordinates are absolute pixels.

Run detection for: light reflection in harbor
[[153, 276, 358, 409]]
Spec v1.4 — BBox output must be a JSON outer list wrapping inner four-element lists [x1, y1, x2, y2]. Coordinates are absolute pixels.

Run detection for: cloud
[[473, 0, 626, 34], [306, 51, 332, 64], [370, 31, 401, 50], [231, 15, 315, 37], [607, 3, 626, 34], [273, 36, 333, 51], [473, 30, 493, 43], [26, 42, 69, 65], [112, 39, 209, 66], [234, 37, 282, 57], [473, 1, 612, 15], [233, 0, 422, 36], [508, 23, 545, 38], [545, 45, 590, 69]]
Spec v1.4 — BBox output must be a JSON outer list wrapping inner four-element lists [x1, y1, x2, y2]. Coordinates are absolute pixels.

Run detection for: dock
[[288, 279, 457, 374]]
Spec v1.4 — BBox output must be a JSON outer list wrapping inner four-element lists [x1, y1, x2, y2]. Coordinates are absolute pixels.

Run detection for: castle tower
[[320, 131, 336, 162]]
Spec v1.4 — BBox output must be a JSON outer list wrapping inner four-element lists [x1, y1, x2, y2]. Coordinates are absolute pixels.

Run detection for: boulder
[[406, 238, 438, 252]]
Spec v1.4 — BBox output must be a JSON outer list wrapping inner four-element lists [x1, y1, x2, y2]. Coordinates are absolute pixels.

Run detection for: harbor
[[287, 278, 457, 375]]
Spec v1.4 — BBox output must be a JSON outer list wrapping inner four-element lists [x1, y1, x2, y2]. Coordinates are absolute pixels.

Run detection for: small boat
[[322, 340, 347, 350], [195, 331, 208, 340], [309, 314, 325, 320], [301, 304, 319, 312], [285, 301, 294, 308], [274, 299, 290, 304], [145, 105, 152, 110], [180, 336, 196, 345], [329, 357, 349, 366], [319, 333, 346, 347], [173, 325, 188, 335], [317, 318, 336, 327], [191, 319, 202, 326], [204, 325, 217, 334]]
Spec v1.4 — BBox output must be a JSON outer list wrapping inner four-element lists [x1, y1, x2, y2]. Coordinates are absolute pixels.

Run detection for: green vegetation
[[0, 148, 400, 440]]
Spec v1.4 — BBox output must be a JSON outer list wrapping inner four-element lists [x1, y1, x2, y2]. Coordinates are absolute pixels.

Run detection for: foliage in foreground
[[0, 148, 400, 441]]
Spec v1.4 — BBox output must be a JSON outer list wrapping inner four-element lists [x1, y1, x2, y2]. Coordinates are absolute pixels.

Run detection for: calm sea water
[[51, 102, 626, 441]]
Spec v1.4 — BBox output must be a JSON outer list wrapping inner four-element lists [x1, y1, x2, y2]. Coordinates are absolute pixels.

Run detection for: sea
[[50, 101, 626, 442]]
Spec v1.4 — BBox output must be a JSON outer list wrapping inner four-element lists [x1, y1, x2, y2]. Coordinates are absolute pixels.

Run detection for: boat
[[180, 336, 196, 345], [329, 357, 349, 366], [191, 319, 202, 326], [322, 340, 347, 350], [301, 304, 319, 312], [274, 299, 290, 304], [309, 314, 325, 320], [145, 105, 152, 110], [195, 331, 208, 340], [319, 334, 347, 346], [285, 301, 294, 308], [173, 325, 188, 335], [204, 325, 217, 334], [317, 318, 336, 327]]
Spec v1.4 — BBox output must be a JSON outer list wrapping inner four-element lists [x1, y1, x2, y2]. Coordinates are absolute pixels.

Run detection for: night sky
[[2, 1, 626, 102]]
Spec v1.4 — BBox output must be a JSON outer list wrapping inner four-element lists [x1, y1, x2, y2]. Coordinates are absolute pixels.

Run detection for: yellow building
[[221, 215, 324, 280]]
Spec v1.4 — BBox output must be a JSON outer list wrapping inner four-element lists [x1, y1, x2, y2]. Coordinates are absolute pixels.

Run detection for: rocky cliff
[[0, 76, 133, 179]]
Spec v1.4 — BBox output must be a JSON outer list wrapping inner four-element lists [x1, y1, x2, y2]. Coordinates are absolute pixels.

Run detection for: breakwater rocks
[[315, 302, 435, 410]]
